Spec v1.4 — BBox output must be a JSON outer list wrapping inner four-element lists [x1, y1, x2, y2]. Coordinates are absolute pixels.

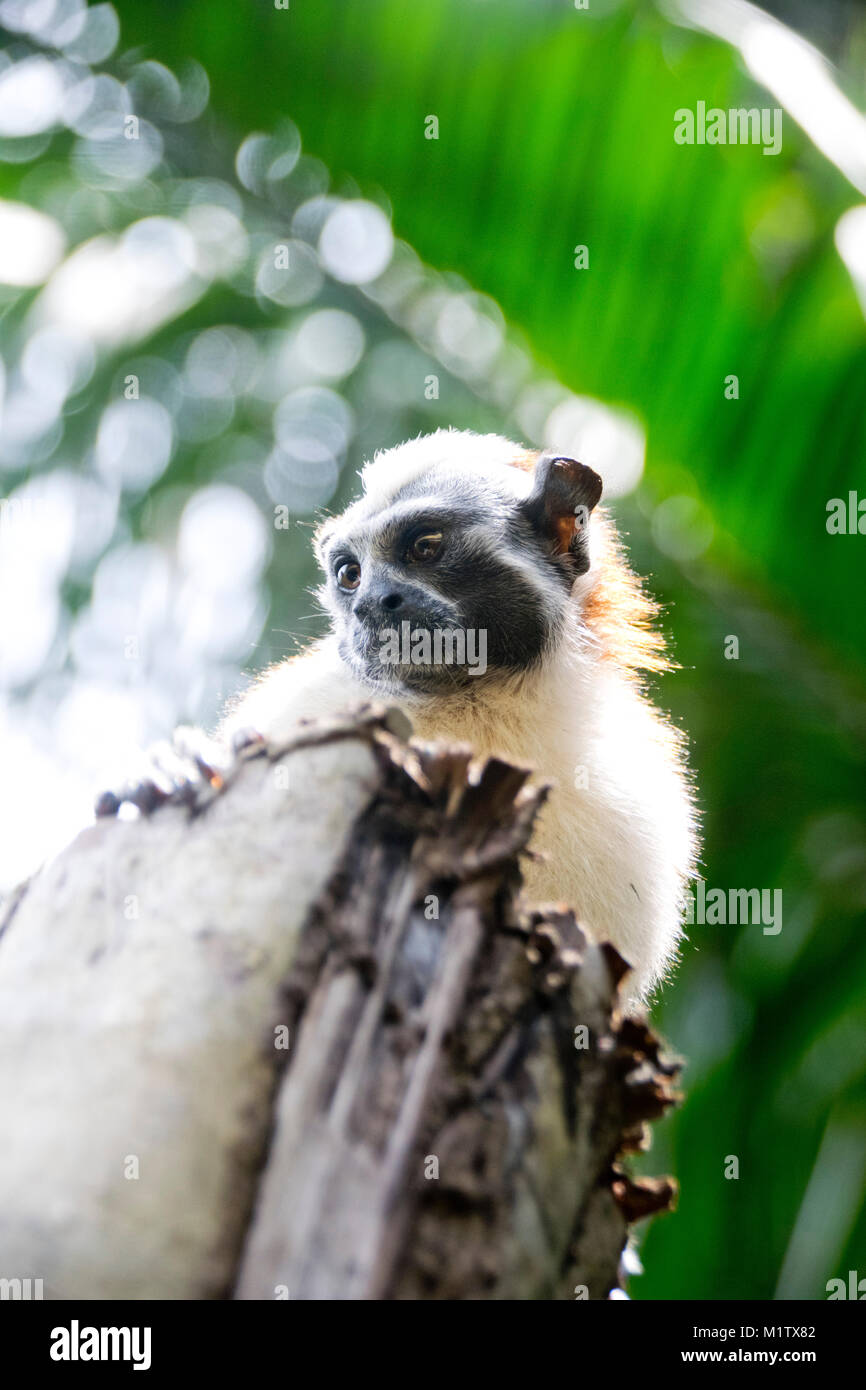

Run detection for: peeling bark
[[0, 707, 680, 1300]]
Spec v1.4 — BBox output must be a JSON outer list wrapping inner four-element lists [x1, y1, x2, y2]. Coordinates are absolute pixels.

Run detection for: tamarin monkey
[[99, 430, 697, 1001], [220, 429, 698, 1001]]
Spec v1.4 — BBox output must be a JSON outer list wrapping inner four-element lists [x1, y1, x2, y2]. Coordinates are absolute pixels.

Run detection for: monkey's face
[[315, 436, 603, 698]]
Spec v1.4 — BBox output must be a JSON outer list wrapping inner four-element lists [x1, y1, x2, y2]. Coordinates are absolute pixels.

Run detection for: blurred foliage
[[125, 0, 866, 679], [1, 0, 865, 1300]]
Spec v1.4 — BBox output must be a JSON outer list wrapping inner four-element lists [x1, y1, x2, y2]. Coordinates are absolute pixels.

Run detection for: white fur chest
[[402, 653, 693, 1000]]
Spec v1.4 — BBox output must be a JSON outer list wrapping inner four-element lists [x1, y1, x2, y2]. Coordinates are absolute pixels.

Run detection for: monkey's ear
[[313, 519, 335, 569], [520, 454, 603, 574]]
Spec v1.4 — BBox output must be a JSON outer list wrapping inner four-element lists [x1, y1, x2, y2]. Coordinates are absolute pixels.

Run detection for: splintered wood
[[0, 707, 680, 1300]]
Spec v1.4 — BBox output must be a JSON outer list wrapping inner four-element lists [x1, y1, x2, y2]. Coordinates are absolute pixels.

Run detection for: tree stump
[[0, 707, 679, 1300]]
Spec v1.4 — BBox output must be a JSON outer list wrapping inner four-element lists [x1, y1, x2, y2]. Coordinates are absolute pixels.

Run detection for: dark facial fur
[[315, 453, 603, 697]]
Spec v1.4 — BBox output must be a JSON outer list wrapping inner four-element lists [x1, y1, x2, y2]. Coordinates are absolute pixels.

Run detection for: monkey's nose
[[356, 589, 404, 620]]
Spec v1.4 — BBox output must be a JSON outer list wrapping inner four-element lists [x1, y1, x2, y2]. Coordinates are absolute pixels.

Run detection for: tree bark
[[0, 707, 679, 1300]]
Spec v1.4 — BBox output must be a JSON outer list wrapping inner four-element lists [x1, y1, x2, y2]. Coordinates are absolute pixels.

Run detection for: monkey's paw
[[94, 725, 266, 820]]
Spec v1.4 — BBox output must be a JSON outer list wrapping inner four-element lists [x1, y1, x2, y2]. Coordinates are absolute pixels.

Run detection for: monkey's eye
[[409, 532, 443, 562], [336, 561, 361, 591]]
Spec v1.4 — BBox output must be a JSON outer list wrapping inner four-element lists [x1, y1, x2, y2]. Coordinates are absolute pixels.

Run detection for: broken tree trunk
[[0, 707, 679, 1300]]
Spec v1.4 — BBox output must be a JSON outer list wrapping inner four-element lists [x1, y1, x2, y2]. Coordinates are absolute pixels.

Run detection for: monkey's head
[[313, 430, 604, 697]]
